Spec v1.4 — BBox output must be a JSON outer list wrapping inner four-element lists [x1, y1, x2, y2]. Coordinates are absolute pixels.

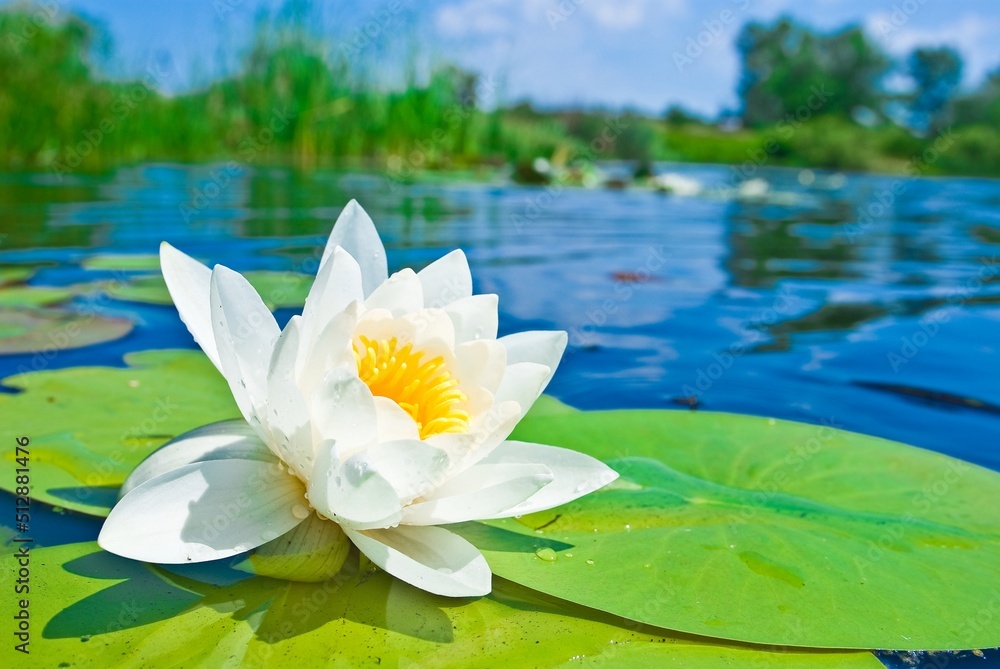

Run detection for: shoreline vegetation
[[2, 5, 1000, 188]]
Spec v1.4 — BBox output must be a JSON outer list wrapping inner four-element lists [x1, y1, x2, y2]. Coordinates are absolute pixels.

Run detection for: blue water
[[1, 163, 998, 665]]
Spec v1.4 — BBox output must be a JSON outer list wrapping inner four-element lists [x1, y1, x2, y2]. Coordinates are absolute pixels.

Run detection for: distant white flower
[[98, 200, 617, 597]]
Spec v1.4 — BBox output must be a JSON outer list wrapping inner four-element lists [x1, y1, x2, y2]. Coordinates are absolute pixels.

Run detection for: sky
[[8, 0, 999, 116]]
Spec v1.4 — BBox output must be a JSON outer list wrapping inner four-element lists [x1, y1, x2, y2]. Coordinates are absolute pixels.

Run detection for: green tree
[[908, 47, 963, 132], [736, 18, 891, 127]]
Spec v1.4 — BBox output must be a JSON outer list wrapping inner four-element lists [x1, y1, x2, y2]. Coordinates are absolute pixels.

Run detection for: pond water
[[1, 162, 998, 666]]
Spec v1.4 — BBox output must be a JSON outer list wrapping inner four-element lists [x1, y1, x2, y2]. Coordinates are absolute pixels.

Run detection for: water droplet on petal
[[535, 547, 558, 562], [574, 482, 589, 493], [260, 531, 278, 542], [437, 567, 453, 575], [585, 559, 595, 566], [565, 553, 574, 558], [347, 459, 371, 484], [292, 504, 310, 520]]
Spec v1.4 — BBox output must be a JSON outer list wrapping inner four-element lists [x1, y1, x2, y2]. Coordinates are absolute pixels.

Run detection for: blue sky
[[10, 0, 999, 115]]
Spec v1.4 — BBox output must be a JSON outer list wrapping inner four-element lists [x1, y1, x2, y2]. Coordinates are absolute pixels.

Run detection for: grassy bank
[[1, 7, 998, 180]]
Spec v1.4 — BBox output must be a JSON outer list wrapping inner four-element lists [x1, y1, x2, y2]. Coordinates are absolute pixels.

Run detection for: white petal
[[160, 242, 222, 372], [120, 420, 274, 497], [310, 367, 377, 458], [402, 463, 552, 525], [363, 439, 451, 502], [345, 525, 491, 597], [299, 302, 359, 399], [417, 249, 472, 308], [444, 294, 498, 344], [427, 399, 522, 472], [210, 265, 280, 435], [99, 459, 306, 564], [364, 268, 423, 316], [498, 330, 567, 389], [399, 308, 456, 352], [477, 440, 619, 517], [233, 512, 351, 582], [301, 246, 363, 355], [320, 200, 387, 298], [374, 397, 420, 442], [494, 362, 552, 419], [267, 316, 313, 477], [455, 339, 506, 394], [308, 441, 402, 531]]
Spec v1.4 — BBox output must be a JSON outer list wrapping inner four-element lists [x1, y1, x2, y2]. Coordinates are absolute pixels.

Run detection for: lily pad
[[0, 350, 237, 515], [0, 308, 133, 355], [105, 271, 313, 309], [82, 253, 161, 271], [0, 265, 37, 286], [0, 542, 881, 668], [460, 410, 1000, 651], [0, 285, 76, 308]]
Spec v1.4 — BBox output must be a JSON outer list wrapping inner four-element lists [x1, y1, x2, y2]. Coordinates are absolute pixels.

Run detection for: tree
[[953, 67, 1000, 128], [908, 47, 963, 132], [736, 17, 891, 127]]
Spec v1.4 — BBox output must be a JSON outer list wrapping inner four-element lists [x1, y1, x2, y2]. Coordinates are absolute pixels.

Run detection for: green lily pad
[[0, 285, 76, 308], [82, 253, 161, 271], [0, 265, 37, 286], [105, 271, 313, 309], [460, 410, 1000, 651], [0, 542, 881, 668], [0, 308, 133, 355], [0, 350, 237, 515]]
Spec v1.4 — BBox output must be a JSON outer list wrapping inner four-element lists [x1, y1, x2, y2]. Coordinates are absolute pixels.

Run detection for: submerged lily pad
[[0, 308, 133, 355], [461, 410, 1000, 651], [82, 253, 161, 271], [0, 350, 237, 515], [0, 542, 881, 668], [105, 271, 313, 309]]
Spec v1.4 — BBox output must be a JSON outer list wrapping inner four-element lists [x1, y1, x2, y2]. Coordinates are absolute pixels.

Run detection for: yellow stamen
[[353, 335, 469, 439]]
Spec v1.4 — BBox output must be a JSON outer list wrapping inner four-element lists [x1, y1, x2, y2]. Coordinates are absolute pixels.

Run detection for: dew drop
[[534, 547, 558, 562], [585, 559, 595, 566], [347, 459, 371, 484], [574, 482, 589, 493], [565, 553, 574, 558], [643, 563, 652, 569], [292, 504, 310, 520], [260, 530, 279, 542], [437, 567, 453, 575]]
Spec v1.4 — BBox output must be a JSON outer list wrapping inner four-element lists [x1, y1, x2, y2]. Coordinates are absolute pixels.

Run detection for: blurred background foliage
[[1, 2, 999, 177]]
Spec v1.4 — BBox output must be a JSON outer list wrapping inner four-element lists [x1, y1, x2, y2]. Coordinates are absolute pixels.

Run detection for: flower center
[[352, 335, 469, 439]]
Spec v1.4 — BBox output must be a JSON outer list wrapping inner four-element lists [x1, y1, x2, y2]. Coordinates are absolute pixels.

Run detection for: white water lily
[[98, 200, 617, 597]]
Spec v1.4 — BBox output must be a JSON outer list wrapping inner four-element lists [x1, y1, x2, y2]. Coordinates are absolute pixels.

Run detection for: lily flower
[[98, 200, 617, 597]]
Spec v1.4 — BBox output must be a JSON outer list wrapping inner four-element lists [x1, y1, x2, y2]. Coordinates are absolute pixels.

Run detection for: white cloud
[[435, 0, 516, 38], [584, 0, 687, 31]]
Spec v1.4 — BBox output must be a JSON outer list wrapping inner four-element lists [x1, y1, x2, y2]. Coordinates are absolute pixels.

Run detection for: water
[[1, 163, 998, 664]]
